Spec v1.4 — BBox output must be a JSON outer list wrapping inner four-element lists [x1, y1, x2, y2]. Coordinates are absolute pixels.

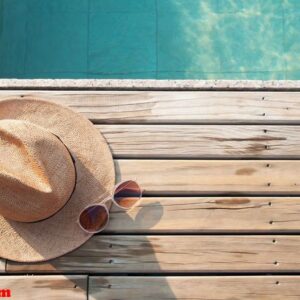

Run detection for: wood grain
[[116, 160, 300, 195], [2, 88, 300, 294], [2, 91, 300, 123], [99, 124, 300, 158], [0, 275, 87, 299], [7, 235, 300, 273], [90, 276, 300, 300], [106, 197, 300, 233]]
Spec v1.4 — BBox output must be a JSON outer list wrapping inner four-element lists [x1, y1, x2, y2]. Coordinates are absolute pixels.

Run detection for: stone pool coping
[[1, 79, 300, 90]]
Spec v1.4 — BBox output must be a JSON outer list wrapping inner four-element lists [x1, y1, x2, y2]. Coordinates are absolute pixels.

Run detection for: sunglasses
[[78, 180, 142, 234]]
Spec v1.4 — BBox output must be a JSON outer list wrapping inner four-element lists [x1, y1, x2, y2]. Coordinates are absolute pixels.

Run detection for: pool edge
[[1, 79, 300, 91]]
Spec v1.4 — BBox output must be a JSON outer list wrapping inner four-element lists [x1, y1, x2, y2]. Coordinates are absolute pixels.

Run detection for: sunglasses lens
[[114, 180, 142, 209], [79, 205, 108, 233]]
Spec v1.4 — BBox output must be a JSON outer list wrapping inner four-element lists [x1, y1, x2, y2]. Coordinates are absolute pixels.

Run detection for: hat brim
[[0, 98, 115, 262]]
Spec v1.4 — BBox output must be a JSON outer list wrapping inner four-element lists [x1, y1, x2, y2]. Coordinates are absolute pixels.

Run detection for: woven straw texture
[[0, 119, 76, 222], [0, 98, 115, 262]]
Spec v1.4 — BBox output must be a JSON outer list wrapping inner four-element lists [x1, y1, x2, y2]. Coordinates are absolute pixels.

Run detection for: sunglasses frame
[[78, 180, 142, 234]]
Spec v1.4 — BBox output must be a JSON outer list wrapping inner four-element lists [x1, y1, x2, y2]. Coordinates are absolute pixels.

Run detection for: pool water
[[1, 0, 300, 79]]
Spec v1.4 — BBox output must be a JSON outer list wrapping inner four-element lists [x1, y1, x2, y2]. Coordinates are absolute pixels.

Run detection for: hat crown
[[0, 119, 76, 222]]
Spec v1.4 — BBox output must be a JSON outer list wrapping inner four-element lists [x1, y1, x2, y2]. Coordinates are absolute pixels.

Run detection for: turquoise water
[[0, 0, 300, 79]]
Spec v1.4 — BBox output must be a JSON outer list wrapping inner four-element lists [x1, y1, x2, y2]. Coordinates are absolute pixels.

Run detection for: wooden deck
[[1, 90, 300, 299]]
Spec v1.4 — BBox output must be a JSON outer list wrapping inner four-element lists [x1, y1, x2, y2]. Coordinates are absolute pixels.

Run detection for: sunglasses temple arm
[[101, 197, 113, 205], [93, 188, 112, 205]]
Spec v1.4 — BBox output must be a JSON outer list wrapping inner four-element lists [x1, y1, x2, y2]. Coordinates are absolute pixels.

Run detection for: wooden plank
[[106, 197, 300, 233], [2, 91, 300, 124], [7, 235, 300, 273], [0, 275, 87, 299], [99, 125, 300, 158], [90, 276, 300, 300], [116, 160, 300, 195], [0, 259, 5, 273]]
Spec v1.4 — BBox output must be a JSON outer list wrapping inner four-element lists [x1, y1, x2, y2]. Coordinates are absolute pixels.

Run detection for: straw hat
[[0, 97, 115, 262]]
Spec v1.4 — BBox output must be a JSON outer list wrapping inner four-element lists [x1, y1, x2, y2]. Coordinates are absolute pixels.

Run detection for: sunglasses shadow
[[87, 200, 178, 299], [107, 199, 164, 233]]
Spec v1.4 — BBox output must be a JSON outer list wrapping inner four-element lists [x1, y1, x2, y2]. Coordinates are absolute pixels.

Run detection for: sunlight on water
[[168, 0, 293, 79], [0, 0, 299, 79]]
